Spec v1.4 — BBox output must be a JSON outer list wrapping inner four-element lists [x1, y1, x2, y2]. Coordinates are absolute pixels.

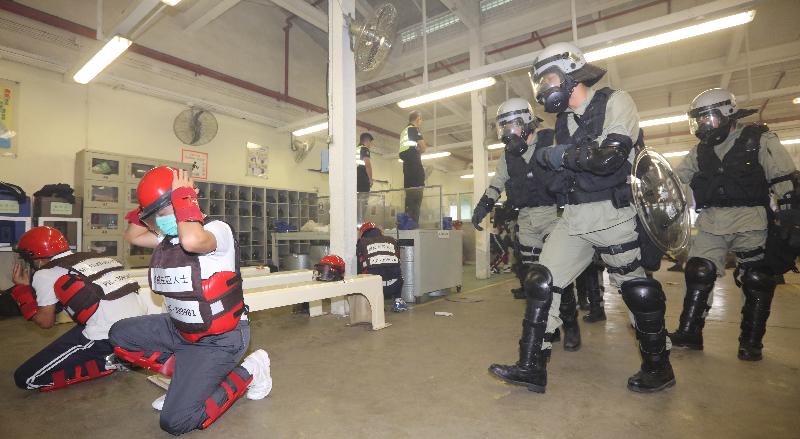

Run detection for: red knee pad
[[113, 347, 175, 376], [38, 360, 114, 392], [200, 370, 253, 429]]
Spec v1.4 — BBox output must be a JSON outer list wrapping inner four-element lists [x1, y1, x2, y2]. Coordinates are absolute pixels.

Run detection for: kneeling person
[[11, 226, 145, 391], [356, 222, 405, 312], [111, 167, 271, 435]]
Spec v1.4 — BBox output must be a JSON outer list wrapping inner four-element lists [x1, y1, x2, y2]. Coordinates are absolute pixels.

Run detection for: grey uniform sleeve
[[674, 146, 700, 185], [600, 90, 640, 145], [484, 153, 509, 200], [760, 131, 797, 197]]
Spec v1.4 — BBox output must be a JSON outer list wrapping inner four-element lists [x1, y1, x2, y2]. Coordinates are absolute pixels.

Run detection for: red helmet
[[359, 222, 381, 237], [138, 166, 176, 219], [314, 254, 345, 282], [15, 226, 70, 261]]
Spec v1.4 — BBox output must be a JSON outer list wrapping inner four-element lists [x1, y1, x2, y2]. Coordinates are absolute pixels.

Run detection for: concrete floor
[[1, 266, 799, 438]]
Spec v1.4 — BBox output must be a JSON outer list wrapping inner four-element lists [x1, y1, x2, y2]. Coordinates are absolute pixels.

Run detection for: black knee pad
[[741, 266, 776, 297], [524, 264, 554, 301], [621, 278, 666, 314], [685, 257, 716, 285]]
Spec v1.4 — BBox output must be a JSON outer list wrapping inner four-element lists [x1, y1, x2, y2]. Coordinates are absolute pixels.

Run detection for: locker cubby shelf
[[195, 181, 318, 266]]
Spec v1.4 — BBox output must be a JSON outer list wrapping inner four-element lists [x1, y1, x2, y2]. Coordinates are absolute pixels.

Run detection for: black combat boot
[[737, 267, 776, 361], [489, 318, 548, 393], [670, 258, 716, 350], [559, 285, 581, 351], [489, 264, 553, 393], [575, 274, 589, 310], [622, 278, 676, 393], [580, 264, 606, 323]]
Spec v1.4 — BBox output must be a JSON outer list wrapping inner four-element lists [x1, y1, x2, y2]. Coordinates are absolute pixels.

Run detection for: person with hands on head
[[111, 167, 272, 435], [10, 226, 145, 391]]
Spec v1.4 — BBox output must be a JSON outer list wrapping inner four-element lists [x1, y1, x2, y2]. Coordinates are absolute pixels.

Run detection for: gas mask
[[689, 109, 732, 147], [532, 67, 577, 114]]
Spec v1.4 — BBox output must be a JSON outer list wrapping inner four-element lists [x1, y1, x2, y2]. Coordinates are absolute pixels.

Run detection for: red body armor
[[149, 221, 245, 343], [45, 253, 139, 325]]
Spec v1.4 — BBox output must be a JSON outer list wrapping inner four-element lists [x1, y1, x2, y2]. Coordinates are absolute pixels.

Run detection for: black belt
[[605, 258, 642, 275], [735, 247, 765, 260]]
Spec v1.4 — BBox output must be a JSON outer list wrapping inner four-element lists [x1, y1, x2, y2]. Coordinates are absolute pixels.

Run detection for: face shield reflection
[[688, 110, 725, 135], [532, 68, 565, 104], [497, 119, 526, 141]]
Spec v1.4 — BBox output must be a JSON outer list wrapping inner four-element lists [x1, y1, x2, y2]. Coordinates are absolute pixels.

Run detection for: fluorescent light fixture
[[793, 97, 800, 105], [292, 122, 328, 137], [246, 141, 263, 149], [782, 138, 800, 145], [161, 0, 182, 5], [487, 143, 505, 150], [73, 36, 132, 84], [662, 150, 690, 158], [640, 114, 689, 128], [461, 172, 496, 179], [585, 10, 755, 62], [421, 151, 452, 160], [397, 77, 497, 108]]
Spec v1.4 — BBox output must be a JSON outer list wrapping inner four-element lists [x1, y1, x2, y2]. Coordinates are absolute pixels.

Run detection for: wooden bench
[[135, 270, 390, 331]]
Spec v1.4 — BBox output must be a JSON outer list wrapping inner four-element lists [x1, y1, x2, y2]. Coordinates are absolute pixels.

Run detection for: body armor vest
[[691, 124, 769, 210], [554, 87, 635, 207], [505, 129, 557, 209], [45, 253, 139, 325], [149, 220, 245, 343]]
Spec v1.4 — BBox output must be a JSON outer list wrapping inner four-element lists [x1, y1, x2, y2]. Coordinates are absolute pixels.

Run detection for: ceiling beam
[[439, 0, 479, 30], [720, 27, 745, 88], [184, 0, 240, 33], [107, 0, 163, 38], [270, 0, 327, 32], [639, 85, 800, 119], [625, 40, 800, 93], [281, 0, 756, 132], [355, 0, 374, 18]]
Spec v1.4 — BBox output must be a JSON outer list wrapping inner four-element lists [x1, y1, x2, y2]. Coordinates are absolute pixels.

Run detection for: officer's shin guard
[[621, 278, 675, 393], [558, 284, 581, 351], [671, 257, 716, 350], [738, 266, 776, 361], [489, 264, 552, 393], [579, 264, 606, 323]]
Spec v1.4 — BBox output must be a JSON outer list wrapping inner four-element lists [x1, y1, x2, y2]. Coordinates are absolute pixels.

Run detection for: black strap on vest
[[555, 87, 614, 145]]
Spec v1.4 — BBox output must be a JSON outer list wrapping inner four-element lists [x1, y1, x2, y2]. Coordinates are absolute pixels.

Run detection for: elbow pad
[[578, 134, 633, 175]]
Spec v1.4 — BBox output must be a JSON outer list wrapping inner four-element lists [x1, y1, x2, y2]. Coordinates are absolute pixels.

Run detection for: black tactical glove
[[472, 195, 495, 231]]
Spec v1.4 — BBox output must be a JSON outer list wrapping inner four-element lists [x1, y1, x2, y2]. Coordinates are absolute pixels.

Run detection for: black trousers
[[404, 187, 424, 224], [14, 324, 113, 390]]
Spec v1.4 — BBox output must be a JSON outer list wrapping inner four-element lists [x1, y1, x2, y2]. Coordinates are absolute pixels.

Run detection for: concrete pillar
[[328, 0, 357, 315], [469, 25, 490, 280]]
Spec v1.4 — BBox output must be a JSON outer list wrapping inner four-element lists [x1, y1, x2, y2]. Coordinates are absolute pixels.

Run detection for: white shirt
[[157, 221, 246, 320], [31, 251, 146, 340]]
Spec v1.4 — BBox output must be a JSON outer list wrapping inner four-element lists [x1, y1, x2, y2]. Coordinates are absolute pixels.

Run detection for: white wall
[[0, 59, 410, 197]]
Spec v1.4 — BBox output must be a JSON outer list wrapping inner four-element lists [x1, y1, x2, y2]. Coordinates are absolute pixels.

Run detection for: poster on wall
[[246, 142, 268, 179], [181, 148, 208, 180], [0, 78, 19, 158]]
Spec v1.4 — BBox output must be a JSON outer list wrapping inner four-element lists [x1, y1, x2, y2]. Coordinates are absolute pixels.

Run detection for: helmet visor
[[313, 264, 343, 282], [688, 110, 726, 135], [141, 205, 175, 235], [496, 119, 527, 141], [531, 67, 566, 105]]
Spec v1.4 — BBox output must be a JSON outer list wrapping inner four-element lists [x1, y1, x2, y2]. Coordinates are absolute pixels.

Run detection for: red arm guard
[[125, 207, 147, 228], [170, 186, 204, 223], [10, 284, 39, 320]]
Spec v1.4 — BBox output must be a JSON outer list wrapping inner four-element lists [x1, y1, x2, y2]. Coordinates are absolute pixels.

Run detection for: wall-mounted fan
[[173, 107, 218, 146], [291, 136, 316, 163], [347, 3, 397, 75]]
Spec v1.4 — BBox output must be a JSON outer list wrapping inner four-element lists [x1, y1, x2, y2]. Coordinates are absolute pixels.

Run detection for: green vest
[[399, 124, 418, 153]]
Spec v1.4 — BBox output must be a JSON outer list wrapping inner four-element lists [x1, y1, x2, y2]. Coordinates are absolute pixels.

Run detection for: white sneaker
[[152, 394, 166, 411], [241, 349, 272, 400]]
